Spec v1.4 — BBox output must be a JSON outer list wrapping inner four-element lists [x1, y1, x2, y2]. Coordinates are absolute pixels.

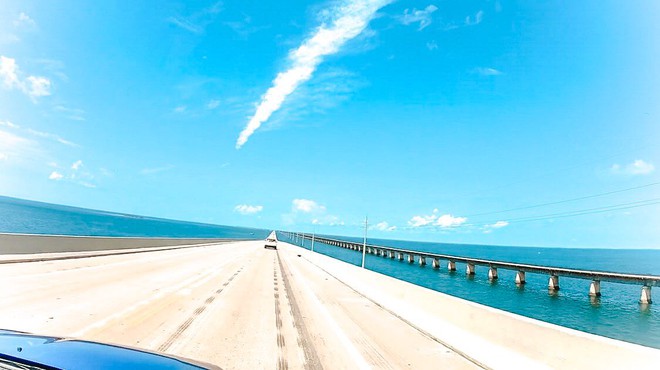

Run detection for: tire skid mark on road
[[274, 256, 288, 370], [72, 263, 226, 338], [277, 253, 324, 370], [157, 266, 244, 352]]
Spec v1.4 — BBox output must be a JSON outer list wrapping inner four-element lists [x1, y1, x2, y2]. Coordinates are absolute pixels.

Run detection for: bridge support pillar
[[515, 271, 526, 285], [389, 251, 395, 259], [640, 286, 652, 304], [397, 252, 404, 261], [488, 267, 498, 280], [419, 256, 426, 266], [408, 254, 415, 263], [432, 258, 440, 269], [589, 280, 601, 297], [548, 275, 560, 291], [466, 263, 475, 276], [447, 261, 456, 271]]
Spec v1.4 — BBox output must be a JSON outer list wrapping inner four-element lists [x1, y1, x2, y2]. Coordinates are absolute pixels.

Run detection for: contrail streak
[[236, 0, 391, 149]]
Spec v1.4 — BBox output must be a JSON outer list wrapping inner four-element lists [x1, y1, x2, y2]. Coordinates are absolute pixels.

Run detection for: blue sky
[[1, 0, 659, 248]]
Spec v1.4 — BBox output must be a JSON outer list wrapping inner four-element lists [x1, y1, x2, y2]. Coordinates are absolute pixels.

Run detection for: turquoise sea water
[[1, 196, 658, 349], [0, 196, 269, 239], [280, 234, 660, 349]]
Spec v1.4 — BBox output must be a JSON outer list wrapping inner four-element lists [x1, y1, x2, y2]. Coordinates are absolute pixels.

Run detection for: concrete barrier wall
[[0, 233, 238, 255], [297, 244, 660, 370]]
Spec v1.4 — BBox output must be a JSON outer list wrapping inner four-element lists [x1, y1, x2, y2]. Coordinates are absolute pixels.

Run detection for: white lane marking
[[69, 249, 252, 338], [284, 255, 371, 370], [70, 266, 216, 337]]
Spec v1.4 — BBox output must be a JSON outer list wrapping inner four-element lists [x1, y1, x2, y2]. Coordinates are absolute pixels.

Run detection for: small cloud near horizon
[[372, 221, 397, 231], [292, 198, 326, 213], [234, 204, 263, 215], [408, 208, 467, 228], [283, 198, 343, 226], [484, 220, 509, 233]]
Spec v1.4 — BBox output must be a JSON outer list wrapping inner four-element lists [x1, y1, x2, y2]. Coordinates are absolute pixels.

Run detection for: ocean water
[[1, 196, 658, 349], [280, 234, 660, 349], [0, 196, 269, 239]]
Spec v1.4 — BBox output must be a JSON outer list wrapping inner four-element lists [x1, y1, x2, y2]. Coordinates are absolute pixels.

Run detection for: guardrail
[[282, 232, 658, 304]]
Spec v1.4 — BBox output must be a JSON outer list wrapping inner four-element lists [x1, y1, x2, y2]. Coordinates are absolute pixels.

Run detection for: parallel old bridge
[[285, 232, 658, 304]]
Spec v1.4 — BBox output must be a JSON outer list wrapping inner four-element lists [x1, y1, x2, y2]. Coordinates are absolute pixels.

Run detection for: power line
[[472, 197, 660, 226], [453, 143, 658, 201], [466, 181, 660, 217]]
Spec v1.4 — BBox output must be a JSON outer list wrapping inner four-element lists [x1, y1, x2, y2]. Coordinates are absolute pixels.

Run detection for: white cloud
[[0, 129, 38, 161], [235, 0, 391, 149], [206, 99, 220, 109], [400, 5, 438, 31], [465, 10, 484, 26], [234, 204, 263, 215], [408, 210, 468, 228], [140, 165, 174, 175], [292, 198, 326, 213], [284, 198, 342, 226], [173, 105, 187, 113], [54, 105, 85, 121], [0, 56, 52, 100], [435, 214, 467, 227], [611, 159, 655, 175], [26, 76, 51, 97], [311, 215, 344, 226], [223, 14, 266, 37], [167, 1, 223, 34], [0, 56, 21, 89], [483, 220, 508, 234], [47, 161, 98, 188], [474, 67, 502, 76], [71, 160, 83, 170], [0, 153, 8, 161], [14, 13, 36, 28], [426, 40, 438, 51], [490, 220, 509, 228], [26, 128, 77, 147], [48, 171, 63, 180], [0, 120, 20, 129], [372, 221, 397, 231], [79, 181, 96, 188], [408, 214, 437, 227]]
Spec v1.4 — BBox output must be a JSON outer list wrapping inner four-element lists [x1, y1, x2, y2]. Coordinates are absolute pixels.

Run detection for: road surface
[[0, 240, 479, 369]]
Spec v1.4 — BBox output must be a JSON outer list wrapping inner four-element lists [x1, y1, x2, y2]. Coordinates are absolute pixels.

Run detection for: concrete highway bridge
[[1, 233, 659, 369]]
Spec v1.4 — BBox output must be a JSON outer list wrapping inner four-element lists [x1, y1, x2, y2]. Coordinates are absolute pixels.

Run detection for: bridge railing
[[282, 232, 657, 304]]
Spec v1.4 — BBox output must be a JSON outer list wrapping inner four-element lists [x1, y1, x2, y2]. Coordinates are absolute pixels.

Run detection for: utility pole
[[361, 216, 368, 269], [311, 228, 315, 252]]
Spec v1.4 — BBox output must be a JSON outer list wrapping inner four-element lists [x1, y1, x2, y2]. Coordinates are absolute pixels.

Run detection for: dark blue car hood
[[0, 329, 219, 369]]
